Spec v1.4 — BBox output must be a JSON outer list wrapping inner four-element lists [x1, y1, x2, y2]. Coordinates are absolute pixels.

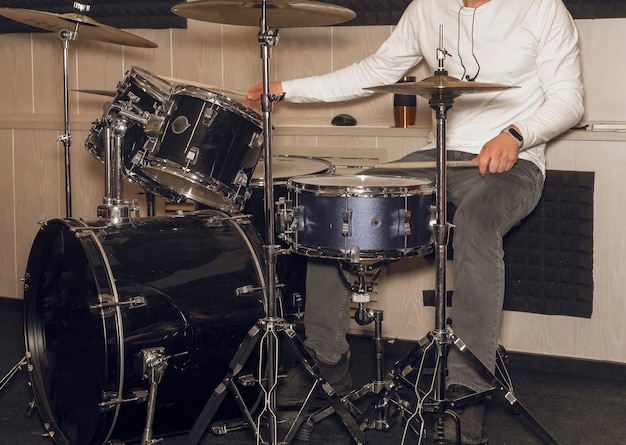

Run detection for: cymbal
[[171, 0, 356, 28], [0, 8, 158, 48], [71, 89, 116, 97], [365, 74, 518, 99]]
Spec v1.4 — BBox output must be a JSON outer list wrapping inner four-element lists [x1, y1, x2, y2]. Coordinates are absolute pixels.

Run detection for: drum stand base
[[187, 316, 367, 445], [0, 354, 29, 394]]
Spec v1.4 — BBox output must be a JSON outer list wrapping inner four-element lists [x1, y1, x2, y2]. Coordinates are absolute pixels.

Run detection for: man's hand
[[246, 81, 284, 108], [474, 131, 520, 176]]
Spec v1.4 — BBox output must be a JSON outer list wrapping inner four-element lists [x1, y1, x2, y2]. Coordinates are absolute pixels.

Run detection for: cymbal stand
[[57, 2, 92, 217], [187, 2, 365, 444], [343, 30, 561, 445]]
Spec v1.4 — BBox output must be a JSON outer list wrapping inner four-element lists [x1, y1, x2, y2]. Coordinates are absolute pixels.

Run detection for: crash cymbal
[[71, 89, 116, 97], [0, 8, 158, 48], [365, 74, 518, 99], [171, 0, 356, 28]]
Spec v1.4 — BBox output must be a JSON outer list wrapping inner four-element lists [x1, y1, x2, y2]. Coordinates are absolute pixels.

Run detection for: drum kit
[[1, 2, 560, 445]]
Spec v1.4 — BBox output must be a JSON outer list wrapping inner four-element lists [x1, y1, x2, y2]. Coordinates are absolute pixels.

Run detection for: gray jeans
[[303, 149, 544, 392]]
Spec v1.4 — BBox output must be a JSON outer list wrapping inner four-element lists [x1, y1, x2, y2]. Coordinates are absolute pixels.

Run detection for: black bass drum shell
[[23, 210, 266, 444]]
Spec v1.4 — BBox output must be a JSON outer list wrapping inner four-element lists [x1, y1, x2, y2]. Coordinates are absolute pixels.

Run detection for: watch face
[[509, 128, 523, 141]]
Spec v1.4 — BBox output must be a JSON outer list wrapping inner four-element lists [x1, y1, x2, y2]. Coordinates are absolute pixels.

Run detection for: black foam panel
[[423, 170, 594, 319], [0, 0, 623, 33]]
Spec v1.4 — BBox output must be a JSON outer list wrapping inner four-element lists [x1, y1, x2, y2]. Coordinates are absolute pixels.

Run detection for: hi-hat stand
[[358, 29, 561, 445], [186, 3, 364, 444]]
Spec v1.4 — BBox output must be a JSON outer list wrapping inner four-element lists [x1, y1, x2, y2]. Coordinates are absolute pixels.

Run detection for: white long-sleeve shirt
[[282, 0, 584, 173]]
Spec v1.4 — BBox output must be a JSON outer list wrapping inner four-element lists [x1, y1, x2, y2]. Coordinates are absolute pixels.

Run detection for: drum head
[[251, 155, 333, 187], [289, 174, 434, 197]]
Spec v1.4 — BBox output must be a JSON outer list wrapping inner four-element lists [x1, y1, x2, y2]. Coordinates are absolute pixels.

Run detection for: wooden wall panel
[[1, 33, 33, 116], [13, 129, 64, 296], [0, 130, 17, 299]]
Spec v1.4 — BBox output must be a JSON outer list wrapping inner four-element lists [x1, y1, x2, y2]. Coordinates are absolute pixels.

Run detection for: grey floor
[[2, 297, 626, 445]]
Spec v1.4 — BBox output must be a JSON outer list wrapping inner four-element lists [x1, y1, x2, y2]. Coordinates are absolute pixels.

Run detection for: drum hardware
[[98, 390, 150, 412], [359, 29, 560, 445], [173, 2, 363, 445], [95, 116, 141, 224], [89, 295, 147, 314], [0, 354, 30, 394], [139, 348, 168, 445], [0, 5, 157, 218]]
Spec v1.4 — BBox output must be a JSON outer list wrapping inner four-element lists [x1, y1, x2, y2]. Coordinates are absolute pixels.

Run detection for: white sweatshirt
[[282, 0, 584, 173]]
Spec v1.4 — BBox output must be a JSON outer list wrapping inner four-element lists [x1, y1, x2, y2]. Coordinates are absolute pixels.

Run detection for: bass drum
[[23, 210, 266, 445]]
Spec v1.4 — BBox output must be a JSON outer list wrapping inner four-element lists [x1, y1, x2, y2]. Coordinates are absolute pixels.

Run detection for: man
[[247, 0, 583, 443]]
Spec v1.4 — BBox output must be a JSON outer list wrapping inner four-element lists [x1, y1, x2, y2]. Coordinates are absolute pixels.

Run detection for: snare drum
[[85, 67, 184, 202], [23, 210, 265, 444], [285, 174, 435, 261], [142, 85, 264, 213]]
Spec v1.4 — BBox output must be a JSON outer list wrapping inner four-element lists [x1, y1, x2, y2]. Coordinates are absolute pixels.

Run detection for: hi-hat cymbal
[[0, 8, 158, 48], [171, 0, 356, 28], [365, 74, 518, 99]]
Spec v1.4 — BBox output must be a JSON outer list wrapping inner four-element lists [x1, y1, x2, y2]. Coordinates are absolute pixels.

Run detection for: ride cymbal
[[171, 0, 356, 28], [0, 8, 158, 48], [365, 74, 518, 99]]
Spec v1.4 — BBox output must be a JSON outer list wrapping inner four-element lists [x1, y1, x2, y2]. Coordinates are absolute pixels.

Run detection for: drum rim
[[24, 218, 123, 445], [142, 159, 247, 213], [169, 84, 262, 126], [288, 174, 435, 197], [126, 66, 172, 104]]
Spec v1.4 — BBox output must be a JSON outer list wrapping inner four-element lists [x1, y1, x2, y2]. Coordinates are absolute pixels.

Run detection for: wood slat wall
[[2, 17, 626, 366]]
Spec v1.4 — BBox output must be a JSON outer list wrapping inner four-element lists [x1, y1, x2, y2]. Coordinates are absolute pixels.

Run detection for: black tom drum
[[23, 210, 266, 444], [142, 85, 264, 213]]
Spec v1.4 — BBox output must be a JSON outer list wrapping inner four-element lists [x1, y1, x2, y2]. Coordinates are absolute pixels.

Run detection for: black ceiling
[[0, 0, 625, 34]]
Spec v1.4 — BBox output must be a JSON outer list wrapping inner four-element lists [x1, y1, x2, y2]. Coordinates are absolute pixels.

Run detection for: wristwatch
[[501, 126, 524, 149]]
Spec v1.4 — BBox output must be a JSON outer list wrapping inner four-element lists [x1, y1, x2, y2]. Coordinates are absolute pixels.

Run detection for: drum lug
[[248, 131, 263, 150], [183, 146, 199, 169], [342, 209, 353, 237], [399, 209, 412, 236], [275, 197, 292, 235], [98, 389, 150, 412], [89, 295, 147, 316], [233, 169, 248, 186]]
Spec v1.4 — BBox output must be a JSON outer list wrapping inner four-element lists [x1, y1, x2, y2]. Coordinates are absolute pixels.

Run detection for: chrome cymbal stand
[[57, 2, 93, 217], [343, 30, 561, 445], [187, 2, 364, 444]]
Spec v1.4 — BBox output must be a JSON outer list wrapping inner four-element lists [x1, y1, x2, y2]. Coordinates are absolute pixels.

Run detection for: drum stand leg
[[351, 37, 560, 444], [139, 347, 168, 445], [0, 354, 29, 393], [187, 2, 365, 444], [186, 316, 366, 445]]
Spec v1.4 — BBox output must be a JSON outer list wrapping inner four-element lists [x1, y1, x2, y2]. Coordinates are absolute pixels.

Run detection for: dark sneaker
[[277, 351, 353, 407], [443, 385, 487, 445]]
